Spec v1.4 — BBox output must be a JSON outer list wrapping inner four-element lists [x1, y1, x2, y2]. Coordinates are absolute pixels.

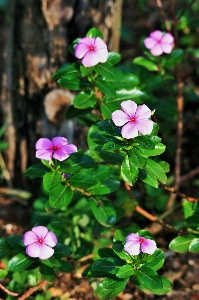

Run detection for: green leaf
[[8, 254, 36, 271], [134, 136, 155, 150], [58, 77, 88, 90], [0, 269, 7, 279], [107, 72, 140, 89], [107, 88, 144, 105], [53, 259, 73, 272], [40, 264, 55, 281], [24, 164, 50, 179], [136, 267, 163, 290], [68, 173, 97, 188], [80, 65, 94, 77], [140, 143, 166, 157], [189, 238, 199, 253], [47, 221, 61, 237], [98, 277, 129, 299], [107, 52, 121, 65], [89, 198, 116, 227], [49, 184, 73, 208], [116, 264, 134, 278], [73, 90, 96, 109], [144, 249, 164, 271], [52, 63, 81, 80], [161, 49, 184, 68], [95, 62, 123, 80], [88, 257, 124, 277], [86, 165, 112, 181], [54, 243, 73, 258], [96, 79, 116, 97], [86, 28, 104, 39], [60, 152, 95, 173], [0, 238, 12, 258], [121, 155, 139, 186], [169, 234, 196, 253], [129, 148, 147, 168], [141, 159, 167, 187], [87, 178, 120, 195], [43, 172, 62, 192], [7, 235, 24, 251], [133, 57, 158, 71], [112, 243, 133, 261]]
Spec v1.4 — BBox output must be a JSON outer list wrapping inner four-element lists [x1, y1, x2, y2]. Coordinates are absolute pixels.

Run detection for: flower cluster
[[112, 100, 154, 139], [23, 226, 57, 260], [75, 37, 108, 67], [124, 233, 157, 255], [35, 137, 77, 162], [144, 30, 174, 56]]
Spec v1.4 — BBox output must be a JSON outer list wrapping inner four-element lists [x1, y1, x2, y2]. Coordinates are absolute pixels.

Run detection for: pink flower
[[23, 226, 58, 260], [74, 37, 108, 67], [35, 137, 77, 161], [124, 233, 156, 256], [111, 100, 153, 139], [144, 30, 174, 56]]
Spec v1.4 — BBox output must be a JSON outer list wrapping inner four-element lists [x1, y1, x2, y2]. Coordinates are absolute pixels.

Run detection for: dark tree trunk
[[1, 0, 122, 194]]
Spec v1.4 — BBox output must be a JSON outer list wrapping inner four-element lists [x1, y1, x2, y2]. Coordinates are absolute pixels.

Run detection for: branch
[[156, 0, 171, 32], [161, 184, 197, 203], [0, 283, 18, 297], [18, 280, 48, 300]]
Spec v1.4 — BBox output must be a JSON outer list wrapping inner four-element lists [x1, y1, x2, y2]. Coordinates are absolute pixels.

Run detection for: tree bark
[[1, 0, 122, 193]]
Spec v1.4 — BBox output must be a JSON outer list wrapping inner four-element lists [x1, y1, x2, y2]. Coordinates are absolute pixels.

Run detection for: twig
[[156, 0, 171, 32], [180, 166, 199, 184], [161, 184, 197, 203], [0, 283, 18, 297], [18, 280, 48, 300]]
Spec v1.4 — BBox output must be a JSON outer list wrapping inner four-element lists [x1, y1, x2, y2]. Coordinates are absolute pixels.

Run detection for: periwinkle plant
[[1, 26, 198, 300]]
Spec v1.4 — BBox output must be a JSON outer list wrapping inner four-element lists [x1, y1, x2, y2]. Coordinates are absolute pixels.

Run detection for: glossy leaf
[[169, 234, 196, 253], [89, 198, 117, 227], [8, 254, 36, 271], [52, 63, 81, 80], [53, 259, 73, 272], [7, 235, 24, 251], [116, 264, 134, 278], [68, 173, 98, 188], [24, 164, 50, 179], [95, 62, 123, 80], [86, 28, 104, 39], [161, 49, 184, 68], [133, 57, 158, 71], [43, 172, 62, 192], [0, 269, 7, 279], [107, 72, 140, 89], [121, 155, 139, 186], [136, 267, 163, 290], [73, 90, 96, 109], [40, 263, 55, 281], [96, 79, 116, 97], [87, 178, 120, 195], [47, 221, 62, 238], [49, 184, 73, 208], [58, 77, 88, 90], [0, 238, 12, 259], [189, 238, 199, 253], [107, 52, 121, 65], [54, 243, 73, 258]]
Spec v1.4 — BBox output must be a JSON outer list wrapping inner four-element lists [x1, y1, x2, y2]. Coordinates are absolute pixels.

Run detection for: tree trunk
[[1, 0, 122, 194]]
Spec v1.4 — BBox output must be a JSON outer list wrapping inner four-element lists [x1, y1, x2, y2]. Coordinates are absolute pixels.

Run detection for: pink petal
[[124, 241, 140, 255], [141, 239, 157, 254], [32, 226, 48, 239], [121, 122, 138, 139], [36, 149, 53, 160], [161, 33, 174, 44], [135, 119, 154, 135], [150, 44, 163, 56], [135, 104, 151, 120], [144, 37, 157, 49], [125, 233, 140, 242], [39, 244, 54, 260], [35, 138, 52, 150], [121, 100, 137, 118], [62, 144, 77, 154], [26, 243, 40, 258], [23, 231, 38, 246], [52, 137, 68, 147], [93, 38, 108, 63], [161, 43, 173, 54], [44, 231, 58, 247], [112, 110, 130, 126], [150, 30, 162, 40], [74, 38, 94, 59], [82, 51, 100, 67], [52, 149, 70, 161]]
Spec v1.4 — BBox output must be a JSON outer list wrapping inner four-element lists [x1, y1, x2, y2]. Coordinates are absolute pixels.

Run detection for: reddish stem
[[0, 283, 18, 297]]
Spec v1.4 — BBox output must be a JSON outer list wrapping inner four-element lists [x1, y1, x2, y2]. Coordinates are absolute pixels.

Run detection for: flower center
[[139, 237, 145, 243], [131, 117, 136, 123], [38, 238, 43, 244], [89, 46, 94, 51], [52, 146, 58, 151]]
